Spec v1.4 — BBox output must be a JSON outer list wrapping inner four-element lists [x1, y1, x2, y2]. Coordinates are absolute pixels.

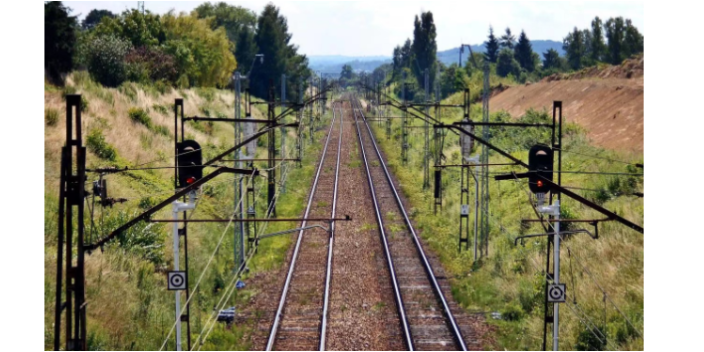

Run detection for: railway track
[[265, 102, 343, 351], [351, 96, 469, 351]]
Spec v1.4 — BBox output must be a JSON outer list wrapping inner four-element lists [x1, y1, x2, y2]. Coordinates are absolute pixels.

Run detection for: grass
[[128, 107, 170, 137], [368, 96, 643, 350], [45, 108, 59, 127], [86, 128, 118, 161], [45, 72, 333, 350]]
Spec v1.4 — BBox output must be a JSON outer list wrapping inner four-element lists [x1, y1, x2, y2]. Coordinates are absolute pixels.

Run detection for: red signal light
[[186, 176, 196, 185], [537, 180, 543, 188]]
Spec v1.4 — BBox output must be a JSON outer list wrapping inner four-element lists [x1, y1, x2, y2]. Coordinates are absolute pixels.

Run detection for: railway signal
[[177, 140, 203, 188], [528, 144, 553, 194]]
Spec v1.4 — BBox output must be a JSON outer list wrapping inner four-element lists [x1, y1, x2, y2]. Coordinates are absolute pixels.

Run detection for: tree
[[604, 17, 643, 65], [194, 2, 258, 69], [485, 26, 500, 63], [161, 12, 237, 87], [496, 48, 520, 77], [250, 4, 310, 99], [563, 27, 586, 70], [514, 30, 535, 72], [623, 19, 644, 60], [590, 17, 606, 63], [604, 17, 625, 64], [194, 2, 257, 42], [82, 9, 115, 30], [94, 9, 165, 47], [400, 39, 413, 69], [411, 11, 438, 89], [542, 49, 562, 70], [500, 27, 515, 50], [45, 2, 77, 85], [235, 26, 258, 75], [340, 64, 355, 80], [392, 45, 402, 79], [438, 63, 466, 98]]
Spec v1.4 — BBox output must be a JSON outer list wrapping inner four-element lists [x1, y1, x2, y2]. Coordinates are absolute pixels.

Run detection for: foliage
[[124, 46, 178, 84], [86, 128, 118, 161], [45, 108, 59, 127], [94, 9, 165, 47], [161, 12, 237, 88], [411, 11, 438, 88], [542, 48, 563, 70], [575, 325, 607, 351], [485, 26, 500, 63], [82, 9, 115, 30], [500, 27, 515, 50], [563, 27, 587, 70], [82, 35, 132, 87], [340, 64, 355, 81], [605, 17, 644, 65], [235, 26, 259, 75], [496, 49, 521, 78], [45, 2, 77, 85], [514, 30, 535, 72], [250, 4, 310, 101], [194, 2, 257, 53], [104, 212, 167, 266], [438, 63, 466, 99], [590, 17, 607, 63]]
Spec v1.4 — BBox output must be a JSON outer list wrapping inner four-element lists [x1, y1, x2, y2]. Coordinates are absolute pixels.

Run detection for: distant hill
[[309, 58, 391, 76], [437, 40, 564, 66], [308, 40, 564, 74]]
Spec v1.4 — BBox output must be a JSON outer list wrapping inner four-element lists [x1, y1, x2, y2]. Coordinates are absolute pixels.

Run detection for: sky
[[65, 1, 644, 57]]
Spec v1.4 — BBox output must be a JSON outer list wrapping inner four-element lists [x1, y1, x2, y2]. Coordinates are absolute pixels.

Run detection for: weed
[[86, 128, 117, 161], [128, 107, 152, 128], [152, 104, 168, 115], [45, 108, 59, 127]]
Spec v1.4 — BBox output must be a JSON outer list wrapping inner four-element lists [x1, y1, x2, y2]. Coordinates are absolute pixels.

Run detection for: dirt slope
[[490, 57, 644, 152]]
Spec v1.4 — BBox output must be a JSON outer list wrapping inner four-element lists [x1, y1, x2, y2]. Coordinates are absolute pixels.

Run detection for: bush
[[45, 108, 59, 126], [128, 107, 170, 136], [575, 325, 607, 351], [501, 302, 524, 321], [83, 35, 132, 87], [124, 46, 178, 84], [496, 48, 521, 78], [128, 107, 152, 128], [152, 104, 168, 115], [86, 128, 118, 161]]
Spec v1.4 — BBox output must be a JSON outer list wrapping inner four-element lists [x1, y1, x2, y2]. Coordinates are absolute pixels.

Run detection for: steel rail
[[266, 100, 341, 351], [351, 97, 415, 350], [354, 97, 469, 351], [319, 101, 343, 350]]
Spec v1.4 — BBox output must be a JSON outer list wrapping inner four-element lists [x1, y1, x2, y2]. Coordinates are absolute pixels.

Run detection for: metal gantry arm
[[84, 167, 260, 251]]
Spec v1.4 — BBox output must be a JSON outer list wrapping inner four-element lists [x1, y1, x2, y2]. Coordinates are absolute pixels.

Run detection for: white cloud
[[65, 0, 644, 56]]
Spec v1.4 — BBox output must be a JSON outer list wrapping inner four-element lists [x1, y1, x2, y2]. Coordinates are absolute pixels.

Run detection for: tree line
[[353, 11, 644, 102], [45, 2, 311, 99]]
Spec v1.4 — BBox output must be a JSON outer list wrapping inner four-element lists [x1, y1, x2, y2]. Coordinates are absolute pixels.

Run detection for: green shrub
[[128, 107, 152, 128], [152, 104, 168, 115], [501, 302, 524, 321], [152, 125, 170, 137], [86, 128, 117, 161], [81, 96, 89, 112], [575, 325, 607, 351], [45, 108, 59, 126], [83, 35, 132, 87]]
